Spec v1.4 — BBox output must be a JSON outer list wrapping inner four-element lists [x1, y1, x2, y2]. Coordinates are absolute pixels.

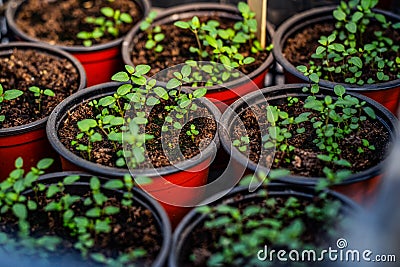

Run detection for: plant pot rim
[[0, 41, 86, 136], [36, 171, 171, 267], [121, 2, 274, 92], [46, 82, 221, 178], [219, 83, 399, 186], [5, 0, 151, 52], [272, 5, 400, 92], [169, 182, 363, 267]]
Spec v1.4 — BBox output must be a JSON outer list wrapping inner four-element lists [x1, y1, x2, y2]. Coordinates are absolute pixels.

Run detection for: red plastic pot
[[121, 3, 274, 111], [169, 183, 362, 267], [6, 0, 151, 87], [273, 6, 400, 116], [13, 171, 171, 267], [46, 82, 221, 228], [0, 42, 86, 181], [219, 84, 398, 205]]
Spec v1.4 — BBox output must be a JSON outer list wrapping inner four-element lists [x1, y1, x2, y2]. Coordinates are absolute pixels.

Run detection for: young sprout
[[140, 11, 165, 53], [233, 136, 250, 152], [77, 7, 133, 47], [29, 86, 55, 113], [186, 124, 199, 142], [0, 84, 23, 123], [302, 0, 400, 85], [71, 119, 102, 161]]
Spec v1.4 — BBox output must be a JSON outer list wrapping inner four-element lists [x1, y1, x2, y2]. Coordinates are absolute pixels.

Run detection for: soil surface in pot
[[231, 97, 390, 177], [0, 189, 161, 266], [130, 15, 270, 77], [15, 0, 142, 46], [0, 48, 80, 129], [283, 22, 400, 83], [179, 192, 345, 267], [59, 98, 217, 168]]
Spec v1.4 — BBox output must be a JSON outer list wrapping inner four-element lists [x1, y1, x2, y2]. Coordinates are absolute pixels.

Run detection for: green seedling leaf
[[4, 89, 23, 100], [363, 106, 376, 119], [193, 88, 207, 98], [77, 119, 97, 132], [37, 158, 54, 170], [111, 71, 130, 82], [166, 78, 181, 89], [12, 203, 27, 220], [174, 21, 190, 29], [104, 180, 124, 190]]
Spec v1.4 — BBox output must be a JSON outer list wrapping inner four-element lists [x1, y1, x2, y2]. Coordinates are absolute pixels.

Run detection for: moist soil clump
[[0, 48, 80, 129], [15, 0, 142, 46]]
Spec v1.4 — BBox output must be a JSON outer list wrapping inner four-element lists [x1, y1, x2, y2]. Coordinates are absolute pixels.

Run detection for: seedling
[[0, 84, 23, 123], [71, 119, 102, 161], [28, 86, 55, 113], [0, 158, 150, 266], [135, 2, 272, 87], [194, 173, 345, 266], [232, 136, 250, 152], [70, 63, 208, 169], [77, 7, 133, 47], [141, 11, 165, 53], [186, 124, 199, 142], [304, 0, 400, 85]]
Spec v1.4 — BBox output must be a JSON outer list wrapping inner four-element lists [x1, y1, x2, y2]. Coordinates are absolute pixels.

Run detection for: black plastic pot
[[46, 82, 221, 227], [219, 83, 398, 205], [6, 0, 151, 86], [6, 171, 171, 267], [169, 183, 362, 267], [0, 42, 86, 181], [272, 6, 400, 116], [122, 3, 274, 111]]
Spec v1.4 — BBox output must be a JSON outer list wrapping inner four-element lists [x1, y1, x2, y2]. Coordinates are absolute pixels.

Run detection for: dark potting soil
[[180, 193, 344, 267], [14, 0, 142, 46], [130, 15, 270, 77], [231, 99, 390, 177], [283, 22, 400, 83], [58, 98, 217, 168], [0, 190, 161, 266], [0, 48, 80, 129]]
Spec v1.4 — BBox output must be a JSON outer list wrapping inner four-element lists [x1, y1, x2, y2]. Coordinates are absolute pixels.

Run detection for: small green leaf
[[174, 21, 190, 29], [135, 65, 151, 75], [309, 73, 319, 84], [101, 7, 114, 17], [90, 177, 101, 190], [345, 21, 357, 33], [77, 119, 97, 132], [111, 72, 130, 82], [4, 89, 23, 100], [166, 78, 181, 89], [193, 88, 207, 98], [37, 158, 54, 170], [98, 96, 116, 107], [333, 9, 346, 21], [64, 175, 80, 185], [104, 180, 124, 190], [15, 157, 23, 169], [334, 85, 346, 97], [86, 207, 101, 217], [12, 203, 27, 220], [104, 206, 120, 215], [363, 106, 376, 119]]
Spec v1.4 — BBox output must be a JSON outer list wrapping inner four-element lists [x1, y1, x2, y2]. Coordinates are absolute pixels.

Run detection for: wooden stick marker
[[248, 0, 267, 49]]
